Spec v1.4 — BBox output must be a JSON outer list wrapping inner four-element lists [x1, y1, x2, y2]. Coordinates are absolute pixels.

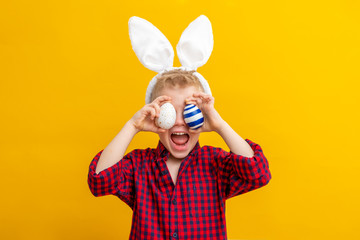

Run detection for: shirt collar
[[155, 140, 201, 162]]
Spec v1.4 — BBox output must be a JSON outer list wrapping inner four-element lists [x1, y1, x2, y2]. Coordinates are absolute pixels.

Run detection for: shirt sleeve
[[87, 149, 135, 209], [215, 138, 272, 200]]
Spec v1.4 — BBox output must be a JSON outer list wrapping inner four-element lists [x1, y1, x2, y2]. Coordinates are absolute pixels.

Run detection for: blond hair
[[150, 69, 205, 102]]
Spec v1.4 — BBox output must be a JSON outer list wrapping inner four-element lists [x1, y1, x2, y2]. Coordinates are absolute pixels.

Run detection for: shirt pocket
[[188, 178, 219, 218]]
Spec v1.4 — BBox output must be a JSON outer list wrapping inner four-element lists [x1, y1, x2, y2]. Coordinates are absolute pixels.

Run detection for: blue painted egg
[[183, 104, 204, 130]]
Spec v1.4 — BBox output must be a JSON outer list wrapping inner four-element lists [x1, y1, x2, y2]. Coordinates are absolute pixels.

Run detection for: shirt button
[[161, 171, 166, 176], [172, 199, 176, 204], [173, 232, 178, 238]]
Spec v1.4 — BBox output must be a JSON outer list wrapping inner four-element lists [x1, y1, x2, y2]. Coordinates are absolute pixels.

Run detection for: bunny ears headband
[[128, 15, 214, 104]]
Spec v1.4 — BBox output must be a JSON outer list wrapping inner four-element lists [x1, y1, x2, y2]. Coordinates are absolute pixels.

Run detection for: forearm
[[215, 120, 254, 158], [95, 120, 139, 174]]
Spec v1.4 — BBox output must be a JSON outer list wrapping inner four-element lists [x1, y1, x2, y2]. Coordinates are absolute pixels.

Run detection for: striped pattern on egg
[[183, 104, 204, 130], [156, 102, 176, 129]]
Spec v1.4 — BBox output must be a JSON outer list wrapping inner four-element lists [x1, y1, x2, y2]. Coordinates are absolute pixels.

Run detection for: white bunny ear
[[176, 15, 214, 71], [128, 16, 174, 73]]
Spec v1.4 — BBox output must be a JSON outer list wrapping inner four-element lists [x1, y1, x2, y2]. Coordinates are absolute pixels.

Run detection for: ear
[[176, 15, 214, 71], [128, 16, 174, 73]]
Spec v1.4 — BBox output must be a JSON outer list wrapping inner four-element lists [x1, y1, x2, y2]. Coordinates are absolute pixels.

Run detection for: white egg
[[183, 104, 204, 130], [156, 102, 176, 129]]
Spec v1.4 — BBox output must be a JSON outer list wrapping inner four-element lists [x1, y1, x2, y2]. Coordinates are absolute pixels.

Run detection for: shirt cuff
[[230, 138, 271, 181], [87, 149, 120, 196]]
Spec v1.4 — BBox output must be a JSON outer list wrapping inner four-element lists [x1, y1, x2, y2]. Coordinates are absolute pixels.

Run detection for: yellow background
[[1, 0, 359, 239]]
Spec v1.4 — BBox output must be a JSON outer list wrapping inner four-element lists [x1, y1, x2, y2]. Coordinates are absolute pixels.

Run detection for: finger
[[193, 93, 214, 104], [137, 113, 146, 125], [185, 100, 197, 105], [187, 95, 202, 101], [189, 94, 205, 105], [193, 92, 209, 98], [144, 106, 156, 120], [203, 95, 214, 103], [155, 127, 166, 133], [195, 98, 202, 106], [187, 96, 202, 105], [189, 127, 202, 134], [185, 97, 197, 105], [150, 107, 156, 120], [149, 103, 161, 117], [153, 95, 172, 105]]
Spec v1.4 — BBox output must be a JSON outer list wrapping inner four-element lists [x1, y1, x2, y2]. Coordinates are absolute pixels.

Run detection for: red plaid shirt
[[88, 138, 271, 240]]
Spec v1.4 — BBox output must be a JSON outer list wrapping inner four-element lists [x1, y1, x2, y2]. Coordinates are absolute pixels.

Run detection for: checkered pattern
[[88, 138, 271, 240]]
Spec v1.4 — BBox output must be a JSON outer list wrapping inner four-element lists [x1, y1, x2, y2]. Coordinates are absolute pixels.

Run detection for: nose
[[174, 108, 186, 126]]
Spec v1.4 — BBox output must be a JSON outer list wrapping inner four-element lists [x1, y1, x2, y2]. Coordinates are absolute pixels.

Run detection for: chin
[[170, 150, 190, 160]]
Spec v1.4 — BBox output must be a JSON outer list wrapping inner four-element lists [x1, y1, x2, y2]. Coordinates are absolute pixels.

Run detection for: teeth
[[172, 132, 186, 135]]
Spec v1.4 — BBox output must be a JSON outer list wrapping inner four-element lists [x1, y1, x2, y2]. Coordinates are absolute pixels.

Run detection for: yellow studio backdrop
[[1, 0, 359, 239]]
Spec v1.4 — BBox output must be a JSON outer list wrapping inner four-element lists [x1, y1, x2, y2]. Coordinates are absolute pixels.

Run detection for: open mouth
[[170, 132, 190, 146]]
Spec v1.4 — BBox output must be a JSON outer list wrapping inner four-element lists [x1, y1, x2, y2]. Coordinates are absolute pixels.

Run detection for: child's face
[[157, 85, 201, 161]]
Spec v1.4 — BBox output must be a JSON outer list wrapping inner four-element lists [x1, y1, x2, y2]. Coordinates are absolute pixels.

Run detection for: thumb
[[189, 128, 202, 134], [155, 127, 166, 134]]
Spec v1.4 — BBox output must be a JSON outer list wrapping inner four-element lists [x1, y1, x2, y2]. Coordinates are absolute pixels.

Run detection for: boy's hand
[[130, 96, 171, 134], [185, 92, 225, 134]]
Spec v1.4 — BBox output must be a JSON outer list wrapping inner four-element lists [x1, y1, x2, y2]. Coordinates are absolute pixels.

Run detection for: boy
[[87, 68, 272, 240]]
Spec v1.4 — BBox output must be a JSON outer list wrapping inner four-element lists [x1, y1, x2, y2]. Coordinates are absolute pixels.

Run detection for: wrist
[[126, 119, 140, 135], [214, 119, 228, 134]]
